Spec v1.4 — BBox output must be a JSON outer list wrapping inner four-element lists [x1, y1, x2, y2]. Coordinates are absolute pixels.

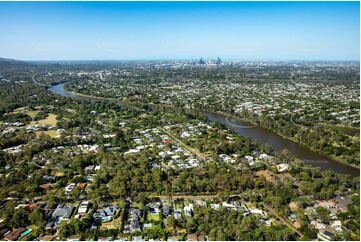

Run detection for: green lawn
[[131, 202, 143, 209], [30, 113, 57, 126], [26, 110, 40, 118], [175, 202, 183, 209], [35, 130, 59, 138], [147, 212, 161, 222]]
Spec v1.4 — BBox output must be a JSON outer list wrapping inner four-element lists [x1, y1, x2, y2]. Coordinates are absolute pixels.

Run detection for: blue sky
[[0, 1, 359, 61]]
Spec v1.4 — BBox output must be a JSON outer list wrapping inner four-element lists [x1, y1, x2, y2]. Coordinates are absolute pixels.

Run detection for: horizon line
[[23, 58, 360, 63]]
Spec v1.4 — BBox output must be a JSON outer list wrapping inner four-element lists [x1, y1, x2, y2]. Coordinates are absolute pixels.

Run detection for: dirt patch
[[289, 201, 299, 211]]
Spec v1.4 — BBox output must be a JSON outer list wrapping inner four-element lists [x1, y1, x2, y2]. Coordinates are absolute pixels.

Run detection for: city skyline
[[0, 1, 359, 61]]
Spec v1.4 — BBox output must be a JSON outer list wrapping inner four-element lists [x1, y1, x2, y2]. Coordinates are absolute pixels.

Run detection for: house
[[187, 158, 199, 167], [123, 208, 142, 233], [331, 220, 343, 233], [57, 128, 65, 135], [334, 195, 352, 212], [149, 207, 159, 215], [163, 139, 173, 144], [195, 200, 206, 207], [43, 175, 56, 182], [244, 156, 254, 162], [167, 237, 180, 241], [159, 151, 167, 159], [77, 182, 87, 189], [288, 213, 297, 222], [318, 230, 334, 241], [0, 219, 9, 238], [162, 206, 172, 216], [39, 183, 52, 190], [129, 208, 142, 220], [181, 132, 190, 138], [93, 206, 118, 223], [277, 163, 289, 173], [78, 201, 90, 215], [104, 206, 117, 216], [174, 208, 182, 219], [45, 221, 55, 230], [184, 204, 193, 217], [65, 183, 76, 193], [210, 204, 220, 210], [124, 149, 140, 155], [219, 154, 236, 164], [38, 234, 57, 241], [260, 218, 272, 226], [84, 165, 95, 172], [197, 234, 207, 241], [222, 202, 236, 209], [186, 234, 198, 241], [4, 228, 26, 241], [259, 154, 270, 160], [249, 209, 265, 217], [311, 220, 326, 230], [129, 221, 141, 233], [133, 138, 142, 144], [52, 204, 74, 222], [185, 233, 207, 241], [132, 236, 144, 241]]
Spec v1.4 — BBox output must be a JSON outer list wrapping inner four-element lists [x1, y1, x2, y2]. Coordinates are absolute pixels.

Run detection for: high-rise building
[[216, 57, 222, 65], [198, 57, 206, 65]]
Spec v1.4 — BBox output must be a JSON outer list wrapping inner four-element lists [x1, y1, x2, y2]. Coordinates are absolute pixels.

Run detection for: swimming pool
[[21, 229, 33, 237]]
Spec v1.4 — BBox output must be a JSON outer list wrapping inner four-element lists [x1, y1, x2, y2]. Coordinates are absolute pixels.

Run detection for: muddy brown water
[[49, 83, 359, 177]]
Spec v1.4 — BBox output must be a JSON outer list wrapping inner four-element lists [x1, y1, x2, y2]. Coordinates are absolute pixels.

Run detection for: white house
[[65, 183, 76, 194], [277, 163, 289, 173], [184, 204, 193, 217], [78, 201, 90, 215]]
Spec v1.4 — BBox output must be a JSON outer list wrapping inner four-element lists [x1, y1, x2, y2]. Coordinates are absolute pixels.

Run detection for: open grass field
[[35, 130, 59, 138], [30, 113, 57, 126], [12, 107, 28, 112], [11, 107, 39, 118], [256, 170, 274, 182], [256, 170, 296, 185], [53, 170, 65, 177], [26, 110, 40, 118]]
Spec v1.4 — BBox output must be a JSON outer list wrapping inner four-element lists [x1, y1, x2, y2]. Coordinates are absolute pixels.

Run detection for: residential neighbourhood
[[0, 53, 359, 242]]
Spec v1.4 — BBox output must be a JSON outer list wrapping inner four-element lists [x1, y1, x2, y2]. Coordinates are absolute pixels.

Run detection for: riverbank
[[49, 83, 360, 176], [194, 110, 360, 170]]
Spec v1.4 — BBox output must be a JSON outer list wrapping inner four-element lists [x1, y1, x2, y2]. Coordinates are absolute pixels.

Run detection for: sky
[[0, 1, 359, 61]]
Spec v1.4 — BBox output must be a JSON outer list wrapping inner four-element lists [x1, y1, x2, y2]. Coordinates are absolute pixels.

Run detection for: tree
[[165, 216, 176, 235], [11, 207, 29, 228], [29, 207, 46, 229], [185, 217, 197, 233], [316, 206, 331, 224], [216, 230, 227, 241]]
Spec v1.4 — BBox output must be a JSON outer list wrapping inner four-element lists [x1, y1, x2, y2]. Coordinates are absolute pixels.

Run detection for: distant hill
[[0, 57, 34, 71]]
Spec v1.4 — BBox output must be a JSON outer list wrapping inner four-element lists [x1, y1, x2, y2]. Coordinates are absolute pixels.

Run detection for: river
[[49, 83, 359, 177]]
